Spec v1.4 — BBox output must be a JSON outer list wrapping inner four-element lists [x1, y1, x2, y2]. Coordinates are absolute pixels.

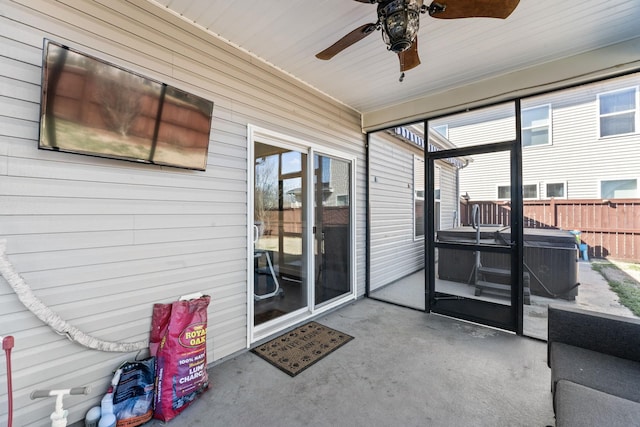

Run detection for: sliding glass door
[[314, 154, 352, 307], [251, 130, 355, 339], [253, 142, 308, 325]]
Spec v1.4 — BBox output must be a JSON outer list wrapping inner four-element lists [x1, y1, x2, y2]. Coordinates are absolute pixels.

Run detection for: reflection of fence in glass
[[39, 41, 213, 170], [460, 199, 640, 262]]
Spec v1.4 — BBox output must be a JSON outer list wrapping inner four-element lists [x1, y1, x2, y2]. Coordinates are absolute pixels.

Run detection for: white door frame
[[247, 125, 357, 345]]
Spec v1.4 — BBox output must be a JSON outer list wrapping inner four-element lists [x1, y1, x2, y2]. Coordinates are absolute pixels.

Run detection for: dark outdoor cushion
[[555, 380, 640, 427], [548, 305, 640, 365], [550, 342, 640, 403]]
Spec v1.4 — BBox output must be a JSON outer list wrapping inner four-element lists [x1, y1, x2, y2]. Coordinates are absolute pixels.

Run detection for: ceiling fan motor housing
[[379, 0, 422, 53]]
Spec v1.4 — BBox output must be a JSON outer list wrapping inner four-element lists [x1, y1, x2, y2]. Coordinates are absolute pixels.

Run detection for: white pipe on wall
[[0, 240, 147, 352]]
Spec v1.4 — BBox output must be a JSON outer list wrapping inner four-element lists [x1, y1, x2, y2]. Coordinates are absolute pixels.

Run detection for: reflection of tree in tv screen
[[96, 69, 143, 138]]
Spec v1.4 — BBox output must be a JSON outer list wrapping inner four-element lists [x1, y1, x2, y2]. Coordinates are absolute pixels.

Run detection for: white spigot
[[31, 387, 91, 427]]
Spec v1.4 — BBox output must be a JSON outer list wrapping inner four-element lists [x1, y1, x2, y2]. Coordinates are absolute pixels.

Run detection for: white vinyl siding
[[430, 104, 515, 202], [0, 1, 364, 426], [537, 77, 640, 199], [437, 162, 459, 230], [435, 103, 516, 147], [369, 132, 459, 292], [369, 133, 424, 291], [430, 73, 640, 200]]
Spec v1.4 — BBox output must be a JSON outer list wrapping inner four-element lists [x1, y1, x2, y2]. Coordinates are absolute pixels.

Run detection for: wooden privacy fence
[[460, 199, 640, 262], [259, 206, 350, 235]]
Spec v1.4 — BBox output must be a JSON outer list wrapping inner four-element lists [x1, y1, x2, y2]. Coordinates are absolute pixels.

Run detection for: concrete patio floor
[[145, 298, 555, 427], [370, 260, 636, 340]]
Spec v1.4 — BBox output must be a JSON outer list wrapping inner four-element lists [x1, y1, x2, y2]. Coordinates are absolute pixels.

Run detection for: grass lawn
[[591, 260, 640, 317]]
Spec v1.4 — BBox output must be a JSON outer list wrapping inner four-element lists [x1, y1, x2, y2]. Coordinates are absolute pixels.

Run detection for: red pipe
[[3, 336, 14, 427]]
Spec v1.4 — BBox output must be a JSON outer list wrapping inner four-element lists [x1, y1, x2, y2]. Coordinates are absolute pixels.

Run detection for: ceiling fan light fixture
[[379, 0, 423, 53]]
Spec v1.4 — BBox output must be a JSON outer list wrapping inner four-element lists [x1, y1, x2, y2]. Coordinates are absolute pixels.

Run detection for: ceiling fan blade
[[316, 23, 377, 60], [428, 0, 520, 19], [398, 40, 421, 72]]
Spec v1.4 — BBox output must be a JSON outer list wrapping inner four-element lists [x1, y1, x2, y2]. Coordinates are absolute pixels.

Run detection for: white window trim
[[597, 86, 639, 139], [522, 104, 552, 148], [598, 177, 639, 199]]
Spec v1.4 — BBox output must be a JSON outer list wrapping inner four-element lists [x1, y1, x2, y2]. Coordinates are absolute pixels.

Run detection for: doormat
[[251, 321, 354, 377]]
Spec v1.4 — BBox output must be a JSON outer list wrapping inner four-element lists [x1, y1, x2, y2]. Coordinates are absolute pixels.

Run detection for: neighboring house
[[283, 156, 351, 208], [429, 72, 640, 201]]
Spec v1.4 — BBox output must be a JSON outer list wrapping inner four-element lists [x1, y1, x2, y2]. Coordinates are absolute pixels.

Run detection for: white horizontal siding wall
[[521, 73, 640, 199], [438, 162, 459, 231], [430, 104, 515, 201], [369, 131, 424, 291], [439, 103, 516, 147], [460, 151, 512, 202], [430, 73, 640, 200], [0, 1, 363, 426]]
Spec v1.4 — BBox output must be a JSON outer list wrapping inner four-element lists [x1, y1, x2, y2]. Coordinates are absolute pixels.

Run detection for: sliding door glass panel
[[254, 142, 308, 325], [314, 154, 352, 306]]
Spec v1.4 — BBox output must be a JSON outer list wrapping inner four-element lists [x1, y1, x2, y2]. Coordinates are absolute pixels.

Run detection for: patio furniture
[[547, 305, 640, 426], [254, 249, 283, 301]]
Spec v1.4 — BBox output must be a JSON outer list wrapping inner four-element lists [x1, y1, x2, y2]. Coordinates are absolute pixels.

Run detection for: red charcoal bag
[[150, 295, 211, 422]]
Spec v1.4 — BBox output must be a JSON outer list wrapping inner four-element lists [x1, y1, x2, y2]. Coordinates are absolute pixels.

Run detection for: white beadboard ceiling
[[150, 0, 640, 114]]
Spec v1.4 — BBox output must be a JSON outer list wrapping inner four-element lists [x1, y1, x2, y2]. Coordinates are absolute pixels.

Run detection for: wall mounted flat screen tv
[[39, 39, 214, 171]]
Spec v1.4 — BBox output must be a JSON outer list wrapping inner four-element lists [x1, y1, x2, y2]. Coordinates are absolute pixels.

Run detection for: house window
[[497, 184, 538, 199], [598, 87, 637, 137], [497, 185, 510, 199], [414, 156, 425, 239], [337, 195, 349, 206], [523, 184, 538, 199], [546, 182, 565, 198], [432, 124, 448, 138], [601, 179, 638, 199], [522, 105, 551, 147]]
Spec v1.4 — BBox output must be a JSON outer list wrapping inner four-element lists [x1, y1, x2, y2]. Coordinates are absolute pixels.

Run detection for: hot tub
[[437, 226, 579, 300]]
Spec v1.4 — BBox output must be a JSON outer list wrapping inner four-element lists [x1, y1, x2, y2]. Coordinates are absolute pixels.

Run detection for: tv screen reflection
[[39, 40, 213, 171]]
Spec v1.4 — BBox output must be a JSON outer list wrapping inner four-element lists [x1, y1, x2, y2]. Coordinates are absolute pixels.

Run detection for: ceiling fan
[[316, 0, 520, 79]]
